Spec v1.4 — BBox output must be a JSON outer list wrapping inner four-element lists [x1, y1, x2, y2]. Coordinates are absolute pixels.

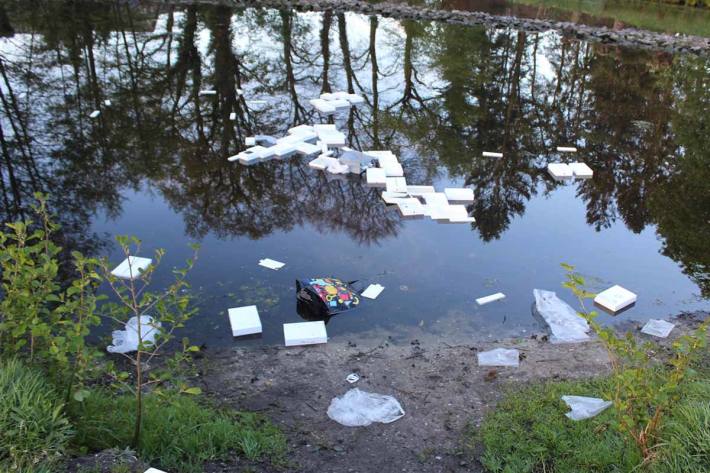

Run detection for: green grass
[[471, 372, 710, 472], [69, 390, 287, 473], [0, 359, 73, 473]]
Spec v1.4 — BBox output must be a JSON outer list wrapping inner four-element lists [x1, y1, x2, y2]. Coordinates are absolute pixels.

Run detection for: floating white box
[[103, 100, 112, 107], [449, 216, 476, 223], [271, 142, 298, 157], [235, 145, 268, 164], [288, 124, 315, 135], [309, 98, 336, 114], [594, 285, 637, 313], [547, 163, 573, 179], [199, 90, 217, 96], [346, 94, 365, 104], [569, 162, 593, 178], [386, 177, 408, 194], [295, 142, 321, 156], [444, 187, 474, 203], [258, 258, 285, 270], [366, 167, 387, 186], [284, 321, 327, 346], [228, 305, 262, 337], [229, 112, 237, 120], [245, 137, 256, 146], [89, 110, 101, 118], [320, 92, 336, 101], [557, 146, 577, 152], [381, 191, 408, 204], [421, 192, 449, 207], [361, 284, 385, 299], [444, 205, 469, 221], [319, 133, 346, 147], [329, 98, 351, 109], [383, 161, 404, 177], [396, 198, 426, 217], [641, 319, 675, 338], [236, 88, 244, 96], [406, 185, 435, 196], [364, 150, 396, 160], [309, 156, 339, 170], [476, 292, 506, 305], [111, 256, 152, 280], [314, 124, 338, 133], [482, 151, 503, 158], [279, 132, 317, 144]]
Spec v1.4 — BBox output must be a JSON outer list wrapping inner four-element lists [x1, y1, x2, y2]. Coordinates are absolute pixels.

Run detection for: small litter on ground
[[561, 395, 612, 420], [296, 277, 360, 318], [103, 100, 111, 107], [327, 388, 405, 427], [547, 163, 573, 180], [361, 283, 385, 299], [111, 256, 152, 280], [594, 285, 637, 313], [228, 305, 262, 337], [477, 348, 520, 367], [107, 316, 161, 354], [533, 289, 591, 343], [557, 146, 578, 152], [482, 151, 503, 158], [569, 162, 593, 178], [641, 319, 675, 338], [89, 110, 100, 118], [476, 292, 506, 305], [283, 321, 328, 346], [346, 373, 360, 384], [258, 258, 285, 270]]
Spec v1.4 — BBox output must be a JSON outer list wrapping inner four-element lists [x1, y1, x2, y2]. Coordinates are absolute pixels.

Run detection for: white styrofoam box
[[320, 92, 336, 101], [309, 156, 339, 170], [557, 146, 577, 152], [406, 185, 435, 196], [444, 187, 475, 203], [366, 167, 387, 186], [319, 132, 346, 147], [569, 162, 593, 178], [476, 292, 506, 305], [477, 348, 519, 367], [444, 205, 469, 221], [258, 258, 285, 270], [329, 91, 350, 100], [227, 154, 240, 163], [314, 124, 338, 132], [228, 305, 262, 337], [381, 191, 408, 204], [89, 110, 101, 118], [346, 94, 365, 104], [233, 146, 267, 164], [199, 90, 217, 96], [376, 153, 399, 167], [259, 146, 277, 160], [270, 142, 298, 157], [288, 124, 315, 135], [309, 98, 336, 114], [641, 319, 675, 338], [363, 150, 395, 160], [295, 142, 321, 156], [255, 135, 277, 146], [594, 285, 637, 313], [383, 161, 404, 177], [547, 163, 573, 179], [449, 216, 476, 223], [245, 137, 256, 146], [329, 98, 351, 109], [482, 151, 503, 158], [361, 284, 385, 299], [421, 192, 449, 208], [386, 177, 408, 194], [278, 132, 317, 144], [111, 256, 152, 280], [283, 321, 328, 346], [103, 100, 112, 107], [229, 112, 237, 120], [396, 198, 426, 217]]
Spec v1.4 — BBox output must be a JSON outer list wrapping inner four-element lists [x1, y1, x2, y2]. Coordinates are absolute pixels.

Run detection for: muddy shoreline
[[192, 312, 707, 472], [151, 0, 710, 55]]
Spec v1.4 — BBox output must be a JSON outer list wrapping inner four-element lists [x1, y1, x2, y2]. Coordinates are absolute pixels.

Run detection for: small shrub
[[70, 390, 286, 473], [0, 359, 73, 472]]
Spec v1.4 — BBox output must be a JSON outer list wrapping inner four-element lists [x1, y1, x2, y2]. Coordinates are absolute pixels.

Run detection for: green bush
[[0, 359, 73, 472], [70, 390, 286, 473]]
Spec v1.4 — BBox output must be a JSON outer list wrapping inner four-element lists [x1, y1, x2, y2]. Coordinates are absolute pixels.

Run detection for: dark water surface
[[0, 1, 708, 346]]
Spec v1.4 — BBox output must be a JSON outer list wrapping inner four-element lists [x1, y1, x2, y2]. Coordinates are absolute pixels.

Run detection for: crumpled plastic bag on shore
[[561, 395, 612, 420], [477, 348, 520, 367], [107, 316, 161, 354], [533, 289, 590, 343], [327, 388, 405, 427]]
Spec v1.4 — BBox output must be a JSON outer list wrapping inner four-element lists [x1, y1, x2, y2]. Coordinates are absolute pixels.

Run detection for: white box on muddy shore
[[284, 321, 327, 346], [228, 305, 262, 337], [111, 256, 152, 280], [594, 285, 637, 313]]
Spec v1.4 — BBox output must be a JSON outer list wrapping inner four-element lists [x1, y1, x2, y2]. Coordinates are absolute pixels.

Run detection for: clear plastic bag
[[561, 395, 612, 420], [477, 348, 520, 367], [327, 388, 405, 427], [107, 316, 161, 354], [533, 289, 590, 343]]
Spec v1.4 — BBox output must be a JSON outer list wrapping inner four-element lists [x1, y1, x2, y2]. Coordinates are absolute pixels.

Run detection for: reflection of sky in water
[[0, 4, 708, 346]]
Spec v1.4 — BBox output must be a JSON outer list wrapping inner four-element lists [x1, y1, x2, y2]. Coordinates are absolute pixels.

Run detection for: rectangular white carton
[[284, 321, 327, 346], [228, 305, 262, 337]]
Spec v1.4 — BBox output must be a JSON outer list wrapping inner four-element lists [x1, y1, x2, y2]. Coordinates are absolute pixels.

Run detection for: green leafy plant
[[98, 236, 200, 449], [0, 194, 102, 402], [0, 358, 73, 472], [561, 263, 710, 462]]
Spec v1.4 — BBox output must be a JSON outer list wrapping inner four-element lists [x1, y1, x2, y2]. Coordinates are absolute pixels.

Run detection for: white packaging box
[[199, 90, 217, 96], [258, 258, 285, 270], [569, 162, 593, 178], [482, 151, 503, 158], [366, 167, 387, 186], [288, 124, 315, 135], [381, 191, 408, 204], [477, 348, 519, 367], [309, 98, 336, 114], [104, 100, 112, 107], [476, 292, 506, 305], [278, 131, 318, 144], [245, 137, 256, 146], [89, 110, 101, 118], [547, 163, 573, 179], [284, 321, 327, 346], [346, 94, 365, 104], [383, 161, 404, 177], [449, 216, 476, 223], [361, 283, 385, 299], [234, 145, 267, 164], [309, 156, 339, 170], [557, 146, 578, 152], [376, 153, 399, 167], [641, 319, 675, 338], [229, 112, 237, 120], [319, 132, 346, 147], [421, 192, 449, 208], [295, 142, 321, 156], [396, 198, 426, 217], [111, 256, 152, 280], [444, 188, 475, 203], [271, 142, 298, 157], [594, 285, 637, 313], [444, 205, 470, 221], [314, 124, 338, 133], [228, 305, 262, 337], [329, 98, 351, 109], [406, 185, 435, 196], [363, 150, 396, 160], [236, 88, 244, 96], [386, 177, 408, 194], [320, 92, 336, 101]]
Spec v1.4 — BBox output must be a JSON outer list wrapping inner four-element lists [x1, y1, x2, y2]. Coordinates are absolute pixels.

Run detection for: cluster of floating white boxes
[[547, 147, 594, 180]]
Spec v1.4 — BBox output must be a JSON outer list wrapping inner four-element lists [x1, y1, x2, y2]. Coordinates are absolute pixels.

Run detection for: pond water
[[0, 1, 708, 347]]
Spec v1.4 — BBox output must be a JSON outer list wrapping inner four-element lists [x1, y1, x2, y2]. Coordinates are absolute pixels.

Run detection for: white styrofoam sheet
[[482, 151, 503, 158], [361, 284, 385, 299], [111, 256, 152, 280], [641, 319, 675, 338], [406, 185, 435, 196], [569, 162, 593, 178], [477, 348, 519, 367], [476, 292, 506, 305], [386, 177, 408, 194], [258, 258, 285, 270]]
